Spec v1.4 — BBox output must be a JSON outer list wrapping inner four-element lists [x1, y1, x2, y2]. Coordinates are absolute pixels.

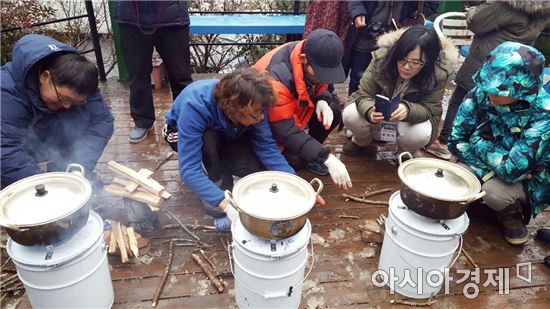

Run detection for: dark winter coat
[[455, 0, 550, 90], [111, 1, 190, 29], [1, 34, 114, 188]]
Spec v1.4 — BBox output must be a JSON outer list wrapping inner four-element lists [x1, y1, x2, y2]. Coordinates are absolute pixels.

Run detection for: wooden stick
[[152, 241, 174, 307], [108, 161, 165, 196], [192, 253, 224, 293], [1, 257, 11, 269], [153, 152, 175, 172], [461, 248, 478, 268], [364, 188, 392, 198], [127, 227, 140, 258], [390, 299, 437, 306], [113, 221, 129, 263], [121, 225, 132, 256], [339, 215, 360, 219], [342, 194, 389, 205], [108, 228, 118, 254], [200, 250, 217, 272], [163, 223, 216, 231], [162, 210, 200, 241], [125, 169, 154, 193], [105, 184, 162, 206]]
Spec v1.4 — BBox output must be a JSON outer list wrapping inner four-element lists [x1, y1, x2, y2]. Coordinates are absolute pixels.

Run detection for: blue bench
[[189, 15, 306, 35]]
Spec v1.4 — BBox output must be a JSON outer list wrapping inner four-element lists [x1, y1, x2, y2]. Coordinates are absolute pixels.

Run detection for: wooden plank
[[112, 221, 129, 263], [104, 184, 162, 206], [108, 160, 165, 196], [125, 168, 154, 192], [127, 227, 140, 258]]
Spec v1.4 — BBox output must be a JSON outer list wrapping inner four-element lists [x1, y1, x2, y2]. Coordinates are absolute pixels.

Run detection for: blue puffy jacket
[[0, 34, 114, 188], [111, 1, 189, 29], [165, 79, 294, 207]]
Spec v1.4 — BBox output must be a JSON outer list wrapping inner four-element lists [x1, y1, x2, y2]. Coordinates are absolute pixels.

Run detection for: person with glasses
[[1, 34, 114, 188], [163, 67, 298, 232], [342, 25, 458, 156]]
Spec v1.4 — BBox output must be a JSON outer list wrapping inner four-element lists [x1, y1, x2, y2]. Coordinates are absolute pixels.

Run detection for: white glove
[[219, 199, 239, 221], [324, 154, 352, 189], [315, 100, 334, 130]]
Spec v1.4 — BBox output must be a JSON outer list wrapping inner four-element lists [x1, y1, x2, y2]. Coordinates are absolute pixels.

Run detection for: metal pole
[[85, 0, 106, 81]]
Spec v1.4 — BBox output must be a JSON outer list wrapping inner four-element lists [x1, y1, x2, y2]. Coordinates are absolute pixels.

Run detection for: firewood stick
[[105, 184, 162, 206], [200, 250, 217, 272], [339, 215, 360, 219], [390, 298, 437, 306], [113, 222, 129, 263], [127, 227, 140, 258], [152, 241, 174, 307], [125, 169, 154, 193], [108, 228, 118, 254], [342, 194, 389, 205], [461, 248, 478, 268], [121, 224, 132, 257], [108, 161, 165, 196], [363, 188, 392, 198], [162, 210, 200, 241], [162, 223, 216, 231], [192, 253, 224, 293], [1, 257, 11, 269], [153, 152, 175, 172]]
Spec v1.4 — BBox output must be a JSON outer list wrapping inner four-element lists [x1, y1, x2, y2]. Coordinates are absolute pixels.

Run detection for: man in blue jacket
[[1, 34, 114, 188], [112, 0, 193, 143], [164, 67, 295, 231]]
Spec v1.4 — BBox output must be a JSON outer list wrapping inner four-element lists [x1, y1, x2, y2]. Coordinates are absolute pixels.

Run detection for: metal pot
[[224, 171, 323, 240], [0, 164, 92, 246], [397, 152, 486, 220]]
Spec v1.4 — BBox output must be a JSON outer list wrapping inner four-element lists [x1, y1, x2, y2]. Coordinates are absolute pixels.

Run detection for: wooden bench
[[189, 15, 305, 35]]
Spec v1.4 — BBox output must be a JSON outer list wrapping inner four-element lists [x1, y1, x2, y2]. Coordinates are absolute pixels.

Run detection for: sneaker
[[129, 126, 152, 143], [497, 206, 529, 245], [343, 140, 367, 156], [306, 161, 329, 176], [425, 139, 452, 160]]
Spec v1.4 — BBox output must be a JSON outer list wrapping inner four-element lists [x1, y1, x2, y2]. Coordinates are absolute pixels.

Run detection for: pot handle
[[460, 190, 487, 205], [66, 163, 85, 176], [224, 190, 243, 213], [397, 152, 413, 166], [309, 178, 324, 196]]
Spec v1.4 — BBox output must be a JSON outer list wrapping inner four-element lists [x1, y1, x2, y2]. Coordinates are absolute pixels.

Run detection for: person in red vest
[[254, 29, 352, 189]]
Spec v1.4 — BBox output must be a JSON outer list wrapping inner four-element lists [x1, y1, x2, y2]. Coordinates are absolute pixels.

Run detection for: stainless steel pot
[[397, 152, 486, 219], [224, 171, 323, 240], [0, 164, 92, 246]]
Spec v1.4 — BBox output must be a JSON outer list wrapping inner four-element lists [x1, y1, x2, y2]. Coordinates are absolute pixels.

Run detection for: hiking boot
[[496, 206, 529, 245], [343, 140, 367, 156], [129, 126, 152, 143], [425, 139, 452, 160], [306, 161, 329, 176]]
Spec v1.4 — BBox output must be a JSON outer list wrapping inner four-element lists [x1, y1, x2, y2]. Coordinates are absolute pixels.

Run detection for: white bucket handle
[[228, 240, 315, 299]]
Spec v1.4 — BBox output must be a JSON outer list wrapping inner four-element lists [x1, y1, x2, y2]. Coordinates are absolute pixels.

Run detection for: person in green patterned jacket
[[448, 41, 550, 246]]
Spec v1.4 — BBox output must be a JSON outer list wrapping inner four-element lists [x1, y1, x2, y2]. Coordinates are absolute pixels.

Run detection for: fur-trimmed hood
[[375, 27, 460, 74], [492, 0, 550, 16]]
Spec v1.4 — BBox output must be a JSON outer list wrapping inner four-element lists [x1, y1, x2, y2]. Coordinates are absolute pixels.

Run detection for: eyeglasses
[[51, 79, 87, 106], [398, 57, 425, 70]]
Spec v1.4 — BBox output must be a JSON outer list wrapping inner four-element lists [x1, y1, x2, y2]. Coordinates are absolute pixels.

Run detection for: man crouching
[[163, 67, 296, 231]]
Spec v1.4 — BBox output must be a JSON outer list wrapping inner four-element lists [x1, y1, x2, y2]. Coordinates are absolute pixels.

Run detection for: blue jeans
[[348, 50, 373, 96]]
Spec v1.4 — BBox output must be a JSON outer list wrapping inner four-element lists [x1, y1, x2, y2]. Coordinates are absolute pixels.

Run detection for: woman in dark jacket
[[112, 1, 193, 143], [426, 0, 550, 160], [345, 1, 439, 96], [0, 34, 114, 188]]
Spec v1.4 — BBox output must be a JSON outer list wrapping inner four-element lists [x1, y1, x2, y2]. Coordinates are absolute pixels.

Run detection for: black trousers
[[439, 85, 469, 144], [119, 24, 193, 128], [201, 130, 266, 190], [283, 99, 342, 170]]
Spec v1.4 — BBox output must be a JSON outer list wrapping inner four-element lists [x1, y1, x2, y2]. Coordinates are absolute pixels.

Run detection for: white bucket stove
[[7, 210, 114, 308], [230, 216, 313, 308], [378, 191, 469, 299]]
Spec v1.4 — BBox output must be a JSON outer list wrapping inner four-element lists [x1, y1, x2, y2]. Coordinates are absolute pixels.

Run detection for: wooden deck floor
[[2, 76, 550, 309]]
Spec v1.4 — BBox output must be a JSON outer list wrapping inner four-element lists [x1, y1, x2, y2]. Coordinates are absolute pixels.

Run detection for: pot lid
[[398, 158, 481, 201], [389, 191, 469, 236], [231, 216, 311, 258], [0, 172, 91, 227], [231, 172, 318, 220], [7, 211, 103, 267]]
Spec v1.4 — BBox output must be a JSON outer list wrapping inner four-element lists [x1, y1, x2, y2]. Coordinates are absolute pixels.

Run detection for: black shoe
[[536, 228, 550, 245], [342, 140, 366, 156], [497, 206, 529, 245], [306, 162, 329, 176]]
